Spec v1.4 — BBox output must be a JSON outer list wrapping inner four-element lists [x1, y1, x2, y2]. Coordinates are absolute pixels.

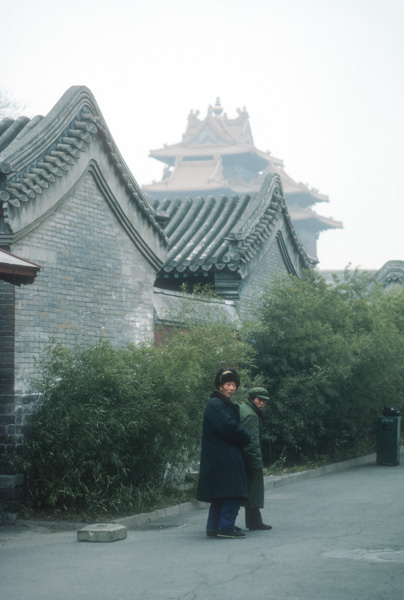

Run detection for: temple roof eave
[[0, 247, 41, 285], [146, 100, 340, 262], [284, 187, 329, 205], [0, 86, 169, 269], [290, 210, 343, 232], [144, 180, 255, 197], [149, 144, 272, 162], [375, 260, 404, 286], [152, 174, 317, 284]]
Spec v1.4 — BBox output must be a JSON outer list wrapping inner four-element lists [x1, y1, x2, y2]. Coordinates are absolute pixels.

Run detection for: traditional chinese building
[[143, 99, 342, 257], [375, 261, 404, 290], [150, 173, 317, 321], [0, 87, 327, 522], [0, 86, 169, 522]]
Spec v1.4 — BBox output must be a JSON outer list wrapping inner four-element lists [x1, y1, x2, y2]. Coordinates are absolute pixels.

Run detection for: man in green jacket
[[239, 387, 272, 531]]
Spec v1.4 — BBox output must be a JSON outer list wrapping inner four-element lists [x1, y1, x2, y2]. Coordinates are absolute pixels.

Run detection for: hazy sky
[[1, 0, 403, 270]]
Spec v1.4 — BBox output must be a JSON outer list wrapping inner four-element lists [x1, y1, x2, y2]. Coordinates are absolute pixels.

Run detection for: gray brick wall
[[0, 280, 15, 463], [0, 172, 161, 522], [11, 171, 157, 405], [0, 474, 24, 524], [0, 279, 19, 521], [237, 239, 288, 320]]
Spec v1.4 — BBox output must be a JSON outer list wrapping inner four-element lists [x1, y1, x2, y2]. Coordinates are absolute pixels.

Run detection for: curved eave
[[145, 182, 233, 195], [375, 260, 404, 285], [0, 247, 41, 285], [179, 109, 254, 146], [144, 162, 255, 197], [149, 144, 271, 163], [234, 174, 318, 269], [285, 188, 329, 206], [0, 86, 167, 248], [184, 114, 238, 146], [291, 208, 343, 232], [151, 194, 250, 276], [153, 174, 317, 279], [258, 163, 329, 206]]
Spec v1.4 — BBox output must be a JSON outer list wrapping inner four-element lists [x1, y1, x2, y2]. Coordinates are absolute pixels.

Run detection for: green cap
[[249, 387, 269, 401]]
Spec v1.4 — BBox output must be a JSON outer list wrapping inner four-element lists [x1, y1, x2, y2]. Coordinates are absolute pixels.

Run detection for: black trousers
[[245, 506, 263, 529]]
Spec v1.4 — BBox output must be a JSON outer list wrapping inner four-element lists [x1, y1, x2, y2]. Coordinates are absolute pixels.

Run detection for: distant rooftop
[[144, 99, 342, 258]]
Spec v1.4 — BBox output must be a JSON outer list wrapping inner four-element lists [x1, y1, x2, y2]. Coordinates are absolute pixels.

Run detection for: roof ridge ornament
[[212, 97, 223, 116]]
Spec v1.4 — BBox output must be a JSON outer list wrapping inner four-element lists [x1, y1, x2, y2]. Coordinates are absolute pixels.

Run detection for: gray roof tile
[[151, 174, 317, 276]]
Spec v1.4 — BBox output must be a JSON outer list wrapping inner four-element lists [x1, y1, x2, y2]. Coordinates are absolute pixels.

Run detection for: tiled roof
[[0, 87, 166, 247], [146, 101, 332, 208], [154, 159, 228, 193], [152, 194, 250, 273], [288, 205, 341, 230], [375, 261, 404, 286], [0, 115, 44, 154], [0, 110, 99, 211], [0, 247, 41, 285], [151, 174, 317, 276], [150, 101, 254, 162]]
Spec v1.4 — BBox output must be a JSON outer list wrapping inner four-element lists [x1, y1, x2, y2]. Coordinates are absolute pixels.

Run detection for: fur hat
[[215, 368, 240, 390]]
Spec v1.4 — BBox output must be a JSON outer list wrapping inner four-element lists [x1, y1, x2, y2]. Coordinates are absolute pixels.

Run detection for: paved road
[[1, 455, 403, 600]]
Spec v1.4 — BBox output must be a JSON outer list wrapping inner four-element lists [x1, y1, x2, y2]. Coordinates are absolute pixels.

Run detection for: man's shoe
[[217, 529, 247, 539], [248, 523, 272, 531], [234, 525, 242, 532], [206, 530, 218, 538]]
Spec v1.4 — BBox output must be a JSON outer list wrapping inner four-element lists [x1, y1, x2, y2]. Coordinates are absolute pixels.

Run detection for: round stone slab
[[77, 523, 127, 542]]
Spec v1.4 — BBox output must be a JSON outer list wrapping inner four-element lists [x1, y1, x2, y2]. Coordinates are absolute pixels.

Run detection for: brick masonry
[[237, 230, 301, 320], [12, 173, 156, 398], [0, 172, 160, 522], [0, 280, 15, 460], [0, 165, 309, 522], [0, 474, 24, 524]]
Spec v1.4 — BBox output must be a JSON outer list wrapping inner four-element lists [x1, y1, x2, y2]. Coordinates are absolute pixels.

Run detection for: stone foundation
[[0, 473, 24, 525]]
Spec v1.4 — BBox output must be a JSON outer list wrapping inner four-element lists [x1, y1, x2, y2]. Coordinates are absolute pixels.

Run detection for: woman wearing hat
[[239, 387, 272, 531], [196, 368, 251, 539]]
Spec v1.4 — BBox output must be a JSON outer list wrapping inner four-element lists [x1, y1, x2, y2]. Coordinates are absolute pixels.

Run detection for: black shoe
[[206, 530, 218, 538], [234, 525, 242, 532], [248, 523, 272, 531], [217, 529, 247, 539]]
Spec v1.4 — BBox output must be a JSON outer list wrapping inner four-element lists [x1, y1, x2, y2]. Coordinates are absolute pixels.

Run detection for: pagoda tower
[[143, 99, 342, 258]]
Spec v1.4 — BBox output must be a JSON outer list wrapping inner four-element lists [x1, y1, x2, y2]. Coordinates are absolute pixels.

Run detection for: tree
[[11, 313, 255, 515], [247, 270, 404, 463], [0, 89, 24, 119]]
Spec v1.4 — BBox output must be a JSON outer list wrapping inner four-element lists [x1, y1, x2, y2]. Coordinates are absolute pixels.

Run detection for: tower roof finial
[[212, 97, 223, 116]]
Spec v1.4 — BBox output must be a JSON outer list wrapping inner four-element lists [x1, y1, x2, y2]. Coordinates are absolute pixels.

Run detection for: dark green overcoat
[[239, 399, 265, 509], [196, 392, 251, 503]]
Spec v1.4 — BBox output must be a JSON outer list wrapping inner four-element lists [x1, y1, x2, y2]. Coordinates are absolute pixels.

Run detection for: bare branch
[[0, 89, 25, 119]]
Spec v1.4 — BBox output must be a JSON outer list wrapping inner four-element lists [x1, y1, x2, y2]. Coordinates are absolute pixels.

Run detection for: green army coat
[[239, 398, 265, 508]]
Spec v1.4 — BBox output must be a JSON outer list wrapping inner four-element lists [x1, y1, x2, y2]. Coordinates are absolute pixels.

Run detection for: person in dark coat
[[197, 368, 251, 539], [240, 387, 272, 531]]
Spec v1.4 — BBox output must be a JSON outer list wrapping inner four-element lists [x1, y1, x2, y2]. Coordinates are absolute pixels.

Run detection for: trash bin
[[376, 406, 401, 466]]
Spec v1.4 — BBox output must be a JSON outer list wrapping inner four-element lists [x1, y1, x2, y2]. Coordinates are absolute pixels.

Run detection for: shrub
[[13, 315, 254, 515], [248, 270, 404, 463]]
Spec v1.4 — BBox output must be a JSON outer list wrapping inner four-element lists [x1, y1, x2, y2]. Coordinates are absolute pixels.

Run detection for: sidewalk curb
[[112, 499, 207, 530], [113, 450, 384, 530], [15, 448, 401, 532], [262, 450, 379, 491]]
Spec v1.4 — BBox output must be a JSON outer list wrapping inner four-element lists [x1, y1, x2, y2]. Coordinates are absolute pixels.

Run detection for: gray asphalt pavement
[[1, 451, 403, 600]]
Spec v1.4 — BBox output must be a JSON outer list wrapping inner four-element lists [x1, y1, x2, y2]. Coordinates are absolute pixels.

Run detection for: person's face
[[218, 381, 237, 398], [252, 397, 266, 411]]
